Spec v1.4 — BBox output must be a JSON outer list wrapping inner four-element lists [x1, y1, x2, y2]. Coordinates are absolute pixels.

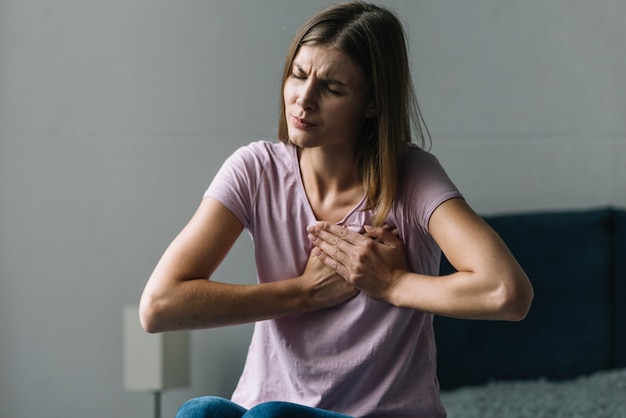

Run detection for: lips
[[291, 115, 317, 129]]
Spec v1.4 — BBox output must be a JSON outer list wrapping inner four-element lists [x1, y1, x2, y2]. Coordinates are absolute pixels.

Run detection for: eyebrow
[[293, 64, 348, 87]]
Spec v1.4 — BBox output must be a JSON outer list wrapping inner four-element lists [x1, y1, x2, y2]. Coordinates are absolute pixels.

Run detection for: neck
[[298, 146, 360, 197], [297, 146, 364, 224]]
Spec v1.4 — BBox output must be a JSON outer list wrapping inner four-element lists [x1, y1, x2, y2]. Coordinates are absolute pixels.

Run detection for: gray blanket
[[441, 368, 626, 418]]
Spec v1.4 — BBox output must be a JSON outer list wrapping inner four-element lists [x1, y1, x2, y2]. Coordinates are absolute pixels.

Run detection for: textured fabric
[[205, 140, 463, 418], [176, 396, 352, 418], [177, 397, 247, 418], [440, 368, 626, 418]]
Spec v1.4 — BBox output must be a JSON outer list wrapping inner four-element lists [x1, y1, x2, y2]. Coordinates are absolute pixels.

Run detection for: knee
[[245, 402, 351, 418], [245, 401, 303, 418], [176, 396, 246, 418]]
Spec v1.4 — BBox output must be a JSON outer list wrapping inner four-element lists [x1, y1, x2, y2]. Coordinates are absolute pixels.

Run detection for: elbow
[[503, 289, 533, 322], [139, 292, 167, 334], [492, 274, 534, 322]]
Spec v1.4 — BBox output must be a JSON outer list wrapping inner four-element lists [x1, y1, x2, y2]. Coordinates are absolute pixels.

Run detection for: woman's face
[[283, 45, 375, 152]]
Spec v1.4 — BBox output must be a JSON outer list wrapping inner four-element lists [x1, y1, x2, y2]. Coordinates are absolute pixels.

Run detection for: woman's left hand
[[306, 222, 409, 302]]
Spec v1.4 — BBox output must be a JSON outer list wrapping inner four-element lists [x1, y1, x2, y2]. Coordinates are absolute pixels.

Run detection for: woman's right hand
[[299, 250, 359, 311]]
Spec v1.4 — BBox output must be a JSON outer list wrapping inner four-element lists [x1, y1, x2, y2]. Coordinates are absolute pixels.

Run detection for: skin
[[139, 45, 533, 333], [308, 198, 533, 320], [285, 45, 375, 223]]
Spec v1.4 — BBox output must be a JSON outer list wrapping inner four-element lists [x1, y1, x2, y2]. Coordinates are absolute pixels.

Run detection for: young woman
[[140, 2, 534, 417]]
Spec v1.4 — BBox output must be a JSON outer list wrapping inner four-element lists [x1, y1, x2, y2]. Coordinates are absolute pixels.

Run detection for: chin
[[289, 139, 310, 149], [286, 131, 311, 148]]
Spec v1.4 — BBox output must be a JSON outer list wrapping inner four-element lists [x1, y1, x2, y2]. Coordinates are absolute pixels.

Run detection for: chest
[[306, 189, 366, 224]]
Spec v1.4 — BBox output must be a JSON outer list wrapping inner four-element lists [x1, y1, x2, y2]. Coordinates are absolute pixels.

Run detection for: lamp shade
[[123, 305, 190, 392]]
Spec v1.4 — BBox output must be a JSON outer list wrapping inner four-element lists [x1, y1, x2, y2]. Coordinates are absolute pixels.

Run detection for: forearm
[[387, 267, 532, 321], [139, 197, 317, 332], [392, 198, 534, 321], [140, 276, 311, 333], [140, 197, 353, 333]]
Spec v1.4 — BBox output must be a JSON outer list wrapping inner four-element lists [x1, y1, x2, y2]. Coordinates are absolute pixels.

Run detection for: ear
[[364, 101, 376, 118]]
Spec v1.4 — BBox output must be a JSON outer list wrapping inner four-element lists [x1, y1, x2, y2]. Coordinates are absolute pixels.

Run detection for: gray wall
[[1, 1, 624, 417]]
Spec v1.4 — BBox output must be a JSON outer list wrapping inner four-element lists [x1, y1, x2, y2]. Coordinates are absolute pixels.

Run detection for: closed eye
[[291, 64, 307, 80], [325, 85, 341, 95]]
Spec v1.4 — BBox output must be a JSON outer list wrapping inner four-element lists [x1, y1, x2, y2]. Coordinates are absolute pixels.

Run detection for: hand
[[299, 249, 360, 311], [307, 222, 408, 302]]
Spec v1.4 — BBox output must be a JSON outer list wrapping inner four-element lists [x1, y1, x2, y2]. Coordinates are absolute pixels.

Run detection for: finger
[[314, 233, 347, 260], [364, 225, 403, 248], [315, 222, 364, 245], [311, 231, 357, 278], [366, 224, 398, 242], [314, 246, 350, 279], [382, 224, 400, 236]]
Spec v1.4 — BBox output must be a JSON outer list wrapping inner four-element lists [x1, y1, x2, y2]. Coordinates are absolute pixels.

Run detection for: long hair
[[278, 2, 429, 226]]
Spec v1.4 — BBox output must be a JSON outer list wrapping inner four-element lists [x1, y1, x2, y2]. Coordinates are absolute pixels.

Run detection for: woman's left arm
[[307, 197, 533, 321]]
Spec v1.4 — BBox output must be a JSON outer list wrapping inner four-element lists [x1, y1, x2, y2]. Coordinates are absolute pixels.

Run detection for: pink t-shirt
[[205, 140, 462, 418]]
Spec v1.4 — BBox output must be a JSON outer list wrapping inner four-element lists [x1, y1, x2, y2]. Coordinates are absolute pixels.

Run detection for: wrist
[[279, 276, 317, 314], [385, 269, 413, 307]]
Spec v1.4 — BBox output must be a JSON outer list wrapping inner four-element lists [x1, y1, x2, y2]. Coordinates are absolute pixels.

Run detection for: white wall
[[0, 1, 624, 417], [407, 1, 626, 213]]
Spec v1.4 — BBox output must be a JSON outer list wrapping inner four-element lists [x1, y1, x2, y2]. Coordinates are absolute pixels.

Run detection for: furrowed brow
[[321, 76, 347, 87], [292, 63, 347, 87]]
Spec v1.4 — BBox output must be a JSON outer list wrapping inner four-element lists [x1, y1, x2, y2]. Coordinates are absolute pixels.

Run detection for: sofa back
[[435, 207, 626, 390]]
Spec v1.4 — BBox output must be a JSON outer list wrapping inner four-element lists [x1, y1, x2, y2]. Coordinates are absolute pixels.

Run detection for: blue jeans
[[176, 396, 353, 418]]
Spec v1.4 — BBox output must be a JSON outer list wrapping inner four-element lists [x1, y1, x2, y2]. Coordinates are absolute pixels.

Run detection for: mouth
[[290, 115, 317, 129]]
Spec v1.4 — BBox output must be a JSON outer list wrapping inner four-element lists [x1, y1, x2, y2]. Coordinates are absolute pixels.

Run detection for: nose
[[296, 80, 316, 111]]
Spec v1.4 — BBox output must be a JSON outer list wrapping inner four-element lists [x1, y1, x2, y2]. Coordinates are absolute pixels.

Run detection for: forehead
[[292, 45, 363, 80]]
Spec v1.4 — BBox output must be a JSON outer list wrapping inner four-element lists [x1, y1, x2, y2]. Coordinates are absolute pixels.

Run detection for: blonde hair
[[278, 2, 429, 226]]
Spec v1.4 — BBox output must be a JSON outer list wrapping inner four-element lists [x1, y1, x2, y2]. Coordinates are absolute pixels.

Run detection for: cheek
[[283, 82, 296, 106], [333, 106, 366, 128]]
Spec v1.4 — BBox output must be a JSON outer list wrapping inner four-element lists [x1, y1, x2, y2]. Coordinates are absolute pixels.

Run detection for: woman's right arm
[[139, 196, 357, 333]]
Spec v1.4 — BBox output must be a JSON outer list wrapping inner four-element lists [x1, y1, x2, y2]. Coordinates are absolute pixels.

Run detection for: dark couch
[[435, 207, 626, 390]]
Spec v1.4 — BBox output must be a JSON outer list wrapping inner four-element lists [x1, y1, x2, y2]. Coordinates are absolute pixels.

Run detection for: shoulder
[[393, 143, 463, 231], [228, 140, 294, 168], [206, 141, 295, 226], [230, 139, 288, 160], [398, 143, 457, 193], [400, 143, 445, 175], [241, 139, 291, 155], [214, 140, 299, 195]]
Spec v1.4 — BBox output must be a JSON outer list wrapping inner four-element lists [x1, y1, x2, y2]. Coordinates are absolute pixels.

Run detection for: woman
[[140, 2, 534, 417]]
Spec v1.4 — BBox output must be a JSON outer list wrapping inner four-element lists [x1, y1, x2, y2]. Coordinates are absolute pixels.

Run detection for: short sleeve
[[204, 143, 266, 229], [395, 145, 463, 234]]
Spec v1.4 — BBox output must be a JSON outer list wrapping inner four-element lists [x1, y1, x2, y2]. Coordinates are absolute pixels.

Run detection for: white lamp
[[124, 305, 190, 418]]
